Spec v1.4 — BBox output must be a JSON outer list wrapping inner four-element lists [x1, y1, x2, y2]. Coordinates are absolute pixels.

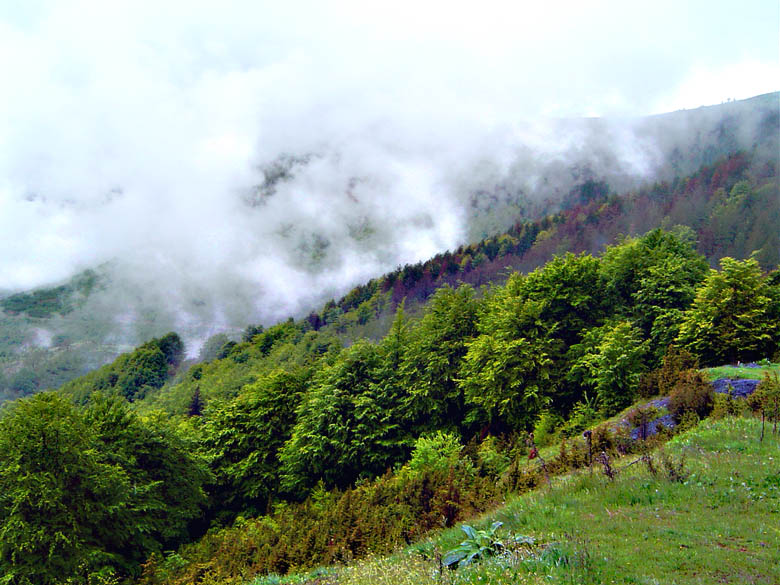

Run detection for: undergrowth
[[266, 416, 779, 585]]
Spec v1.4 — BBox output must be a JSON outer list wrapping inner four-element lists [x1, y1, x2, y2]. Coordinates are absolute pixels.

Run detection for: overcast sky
[[0, 0, 778, 315]]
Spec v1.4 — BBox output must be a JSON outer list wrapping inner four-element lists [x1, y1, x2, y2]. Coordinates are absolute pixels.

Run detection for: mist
[[1, 0, 778, 350]]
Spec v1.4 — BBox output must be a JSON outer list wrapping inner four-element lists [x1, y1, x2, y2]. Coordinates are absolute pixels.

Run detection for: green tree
[[0, 393, 129, 584], [459, 253, 608, 429], [459, 331, 553, 430], [0, 392, 210, 584], [280, 340, 406, 495], [677, 257, 779, 365], [401, 431, 463, 477], [401, 285, 480, 433], [519, 252, 610, 347], [84, 395, 210, 560], [632, 252, 709, 362], [201, 369, 306, 519], [157, 332, 185, 367], [567, 321, 648, 416], [747, 372, 780, 439], [59, 333, 183, 404], [602, 227, 706, 316], [198, 333, 230, 362], [115, 343, 168, 401]]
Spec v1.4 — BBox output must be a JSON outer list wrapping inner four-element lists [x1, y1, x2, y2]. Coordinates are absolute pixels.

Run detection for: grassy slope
[[702, 363, 780, 382], [263, 417, 779, 585]]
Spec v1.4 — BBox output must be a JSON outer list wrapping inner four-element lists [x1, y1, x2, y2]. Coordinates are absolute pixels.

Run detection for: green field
[[257, 417, 779, 585], [702, 362, 780, 382]]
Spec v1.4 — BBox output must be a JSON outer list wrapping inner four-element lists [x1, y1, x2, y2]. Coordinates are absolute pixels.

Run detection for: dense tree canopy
[[280, 340, 409, 495], [0, 392, 209, 583], [567, 321, 648, 415], [401, 285, 480, 434], [0, 393, 128, 584], [201, 369, 307, 519], [677, 257, 779, 365], [1, 221, 778, 583]]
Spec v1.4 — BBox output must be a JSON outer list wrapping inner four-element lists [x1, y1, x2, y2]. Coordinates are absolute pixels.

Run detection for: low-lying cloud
[[1, 0, 777, 345]]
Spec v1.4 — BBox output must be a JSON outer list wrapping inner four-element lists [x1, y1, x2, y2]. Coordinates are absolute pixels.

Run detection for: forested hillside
[[2, 1, 779, 582], [304, 147, 778, 337], [1, 94, 777, 407], [0, 97, 778, 585], [1, 222, 778, 584]]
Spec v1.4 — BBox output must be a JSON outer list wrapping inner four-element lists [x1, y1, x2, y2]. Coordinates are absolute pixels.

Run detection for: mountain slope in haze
[[2, 190, 779, 583], [0, 93, 777, 405], [37, 225, 779, 585], [124, 147, 777, 419]]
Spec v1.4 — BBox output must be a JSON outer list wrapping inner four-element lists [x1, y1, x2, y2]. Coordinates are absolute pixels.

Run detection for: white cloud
[[0, 0, 777, 334]]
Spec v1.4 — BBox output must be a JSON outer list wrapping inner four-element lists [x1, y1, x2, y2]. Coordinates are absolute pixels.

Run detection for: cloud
[[0, 0, 777, 341]]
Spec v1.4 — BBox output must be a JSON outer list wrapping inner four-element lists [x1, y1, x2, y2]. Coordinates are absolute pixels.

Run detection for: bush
[[627, 405, 661, 440], [711, 387, 744, 419], [668, 370, 714, 421], [598, 423, 631, 455], [676, 410, 701, 433], [533, 411, 563, 446], [560, 399, 599, 438], [477, 436, 510, 478], [626, 405, 661, 427], [747, 371, 780, 437], [139, 450, 501, 584], [637, 370, 659, 398], [657, 345, 698, 396], [405, 431, 463, 476]]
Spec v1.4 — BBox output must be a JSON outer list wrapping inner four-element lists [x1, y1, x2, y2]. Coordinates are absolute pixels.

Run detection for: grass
[[701, 362, 780, 382], [268, 416, 779, 585]]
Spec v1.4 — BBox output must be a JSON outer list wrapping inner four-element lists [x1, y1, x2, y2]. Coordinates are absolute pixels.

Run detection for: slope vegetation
[[2, 225, 775, 584], [293, 416, 779, 585]]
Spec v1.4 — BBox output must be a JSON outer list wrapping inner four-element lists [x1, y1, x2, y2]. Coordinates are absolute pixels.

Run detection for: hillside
[[1, 220, 778, 583], [3, 4, 780, 584], [1, 93, 777, 406], [273, 417, 780, 585]]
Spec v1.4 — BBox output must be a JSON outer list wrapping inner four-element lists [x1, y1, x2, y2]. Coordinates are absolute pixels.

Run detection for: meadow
[[254, 417, 779, 585]]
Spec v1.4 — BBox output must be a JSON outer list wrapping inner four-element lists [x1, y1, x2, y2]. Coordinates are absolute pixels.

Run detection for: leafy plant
[[442, 521, 505, 569], [668, 370, 714, 421], [405, 431, 463, 476], [477, 436, 511, 478]]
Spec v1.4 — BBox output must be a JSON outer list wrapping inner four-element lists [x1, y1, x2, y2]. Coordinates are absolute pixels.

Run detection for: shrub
[[657, 345, 698, 396], [627, 405, 661, 440], [676, 410, 701, 433], [477, 436, 510, 478], [533, 411, 563, 446], [747, 371, 780, 438], [668, 370, 714, 420], [405, 431, 463, 476], [556, 437, 587, 470], [560, 398, 599, 438], [658, 449, 688, 483], [637, 370, 659, 398], [590, 422, 632, 456], [626, 405, 661, 427], [711, 386, 744, 419]]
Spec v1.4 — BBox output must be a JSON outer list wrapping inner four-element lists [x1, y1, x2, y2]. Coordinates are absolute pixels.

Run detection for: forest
[[2, 3, 779, 582], [1, 211, 778, 583]]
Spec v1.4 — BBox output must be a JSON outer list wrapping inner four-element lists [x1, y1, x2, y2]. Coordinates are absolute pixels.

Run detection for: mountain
[[0, 93, 777, 405], [5, 223, 778, 584]]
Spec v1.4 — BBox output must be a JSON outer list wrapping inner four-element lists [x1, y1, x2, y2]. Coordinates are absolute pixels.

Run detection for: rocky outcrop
[[711, 378, 760, 398]]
